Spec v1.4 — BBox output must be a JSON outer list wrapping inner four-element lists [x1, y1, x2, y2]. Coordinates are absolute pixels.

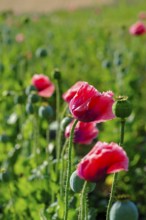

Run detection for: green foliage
[[0, 0, 146, 219]]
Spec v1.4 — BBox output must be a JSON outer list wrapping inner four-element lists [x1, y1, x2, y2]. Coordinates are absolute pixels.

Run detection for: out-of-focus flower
[[62, 81, 85, 103], [15, 33, 25, 43], [32, 74, 55, 98], [69, 82, 115, 123], [138, 11, 146, 20], [65, 120, 98, 144], [77, 141, 129, 182], [129, 21, 146, 35]]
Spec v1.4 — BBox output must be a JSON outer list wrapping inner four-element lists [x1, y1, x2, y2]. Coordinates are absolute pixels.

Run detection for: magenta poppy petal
[[38, 84, 55, 97], [69, 82, 115, 123], [77, 141, 129, 182], [65, 120, 98, 145], [62, 81, 85, 103], [31, 74, 55, 98], [129, 21, 146, 35]]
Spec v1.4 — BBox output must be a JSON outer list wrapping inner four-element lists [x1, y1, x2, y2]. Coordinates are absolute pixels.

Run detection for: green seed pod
[[26, 103, 34, 114], [110, 200, 139, 220], [28, 93, 40, 103], [25, 85, 37, 95], [14, 95, 25, 104], [0, 134, 9, 143], [0, 63, 5, 73], [52, 69, 61, 80], [70, 171, 96, 193], [102, 60, 112, 69], [38, 106, 53, 119], [35, 47, 48, 58], [60, 117, 72, 131], [112, 96, 132, 118]]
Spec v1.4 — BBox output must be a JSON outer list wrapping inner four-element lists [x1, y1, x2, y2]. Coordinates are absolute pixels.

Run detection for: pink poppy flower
[[129, 21, 146, 35], [32, 74, 55, 98], [77, 141, 129, 182], [65, 120, 99, 144], [69, 82, 115, 123], [138, 11, 146, 20], [15, 33, 25, 43], [62, 81, 85, 103]]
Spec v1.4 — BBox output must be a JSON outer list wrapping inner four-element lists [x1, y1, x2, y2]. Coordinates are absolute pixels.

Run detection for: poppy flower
[[69, 82, 115, 123], [62, 81, 85, 103], [129, 21, 146, 35], [138, 11, 146, 20], [15, 33, 25, 43], [77, 141, 129, 182], [32, 74, 55, 98], [65, 120, 99, 144]]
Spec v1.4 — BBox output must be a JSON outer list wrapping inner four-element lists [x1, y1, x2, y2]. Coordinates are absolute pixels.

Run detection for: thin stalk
[[64, 119, 78, 220], [55, 79, 61, 164], [60, 139, 69, 197], [79, 181, 88, 220], [106, 117, 126, 220]]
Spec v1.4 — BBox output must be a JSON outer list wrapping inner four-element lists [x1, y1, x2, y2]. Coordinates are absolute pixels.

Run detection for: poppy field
[[0, 1, 146, 219]]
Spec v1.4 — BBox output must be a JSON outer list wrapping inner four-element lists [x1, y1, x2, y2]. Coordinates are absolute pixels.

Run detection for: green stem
[[64, 119, 78, 220], [79, 181, 88, 220], [56, 79, 61, 162], [106, 117, 126, 220], [60, 139, 69, 197]]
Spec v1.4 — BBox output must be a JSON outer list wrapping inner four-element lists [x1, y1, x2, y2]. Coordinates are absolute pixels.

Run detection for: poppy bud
[[38, 106, 53, 119], [26, 103, 34, 114], [52, 69, 61, 80], [28, 93, 40, 103], [25, 85, 37, 95], [110, 200, 139, 220], [70, 171, 96, 193], [14, 95, 25, 104], [60, 117, 72, 131], [112, 96, 132, 118], [0, 134, 9, 143], [35, 47, 48, 58]]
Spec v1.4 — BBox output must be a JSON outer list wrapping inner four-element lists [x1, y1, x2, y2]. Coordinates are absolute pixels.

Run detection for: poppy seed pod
[[60, 117, 72, 131], [26, 103, 34, 114], [52, 69, 61, 80], [28, 93, 40, 103], [70, 171, 96, 193], [110, 200, 139, 220], [112, 96, 132, 118], [25, 85, 37, 95], [38, 106, 53, 119]]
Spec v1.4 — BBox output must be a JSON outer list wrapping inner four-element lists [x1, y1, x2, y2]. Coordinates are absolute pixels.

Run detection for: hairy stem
[[64, 119, 78, 220], [106, 118, 126, 220]]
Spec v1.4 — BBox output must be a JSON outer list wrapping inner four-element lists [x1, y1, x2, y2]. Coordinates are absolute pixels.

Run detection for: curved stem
[[64, 119, 78, 220], [106, 118, 126, 220]]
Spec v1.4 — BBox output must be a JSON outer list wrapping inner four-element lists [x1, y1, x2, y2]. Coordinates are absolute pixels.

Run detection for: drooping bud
[[110, 200, 139, 220], [112, 96, 132, 118]]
